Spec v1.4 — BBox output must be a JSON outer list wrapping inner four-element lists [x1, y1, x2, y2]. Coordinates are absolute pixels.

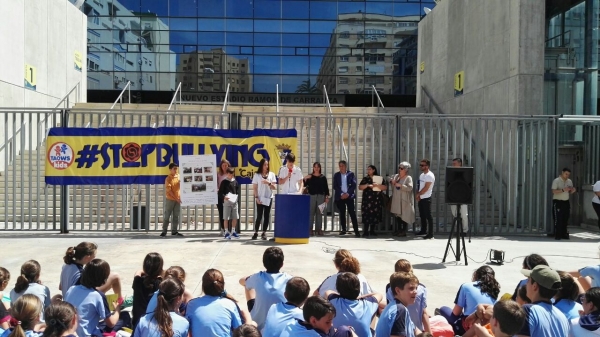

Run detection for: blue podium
[[274, 194, 310, 244]]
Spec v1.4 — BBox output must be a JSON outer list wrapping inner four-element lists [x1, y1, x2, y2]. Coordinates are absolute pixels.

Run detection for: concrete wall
[[416, 0, 545, 116], [0, 0, 87, 108]]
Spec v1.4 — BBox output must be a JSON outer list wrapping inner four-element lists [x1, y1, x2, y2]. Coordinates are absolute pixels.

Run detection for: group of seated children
[[1, 244, 600, 337]]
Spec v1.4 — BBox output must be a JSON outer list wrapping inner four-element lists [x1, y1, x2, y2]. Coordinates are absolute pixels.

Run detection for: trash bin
[[132, 205, 147, 230]]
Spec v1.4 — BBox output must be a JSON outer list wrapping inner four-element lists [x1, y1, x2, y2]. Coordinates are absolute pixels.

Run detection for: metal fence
[[0, 108, 567, 235]]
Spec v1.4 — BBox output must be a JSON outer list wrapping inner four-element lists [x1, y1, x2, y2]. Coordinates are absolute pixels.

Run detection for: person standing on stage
[[416, 159, 435, 239], [217, 159, 231, 235], [359, 165, 387, 237], [593, 179, 600, 231], [450, 158, 469, 233], [278, 153, 303, 194], [333, 160, 360, 237], [252, 159, 277, 241], [389, 162, 415, 237], [551, 168, 576, 240], [304, 162, 330, 236], [161, 163, 183, 237]]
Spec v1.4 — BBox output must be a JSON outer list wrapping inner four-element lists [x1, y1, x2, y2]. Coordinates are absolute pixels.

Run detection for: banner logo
[[276, 143, 292, 166], [48, 142, 74, 170], [122, 142, 142, 162]]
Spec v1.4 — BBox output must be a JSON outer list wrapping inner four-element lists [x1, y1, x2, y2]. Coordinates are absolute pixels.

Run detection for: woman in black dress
[[358, 165, 387, 237]]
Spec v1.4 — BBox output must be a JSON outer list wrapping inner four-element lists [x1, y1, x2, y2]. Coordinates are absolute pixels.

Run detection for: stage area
[[1, 228, 599, 312]]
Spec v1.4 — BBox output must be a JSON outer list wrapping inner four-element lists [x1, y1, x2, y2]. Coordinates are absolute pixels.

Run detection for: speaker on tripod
[[443, 166, 474, 264]]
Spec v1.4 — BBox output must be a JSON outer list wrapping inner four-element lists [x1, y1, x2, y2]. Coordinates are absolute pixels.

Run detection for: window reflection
[[84, 0, 424, 94]]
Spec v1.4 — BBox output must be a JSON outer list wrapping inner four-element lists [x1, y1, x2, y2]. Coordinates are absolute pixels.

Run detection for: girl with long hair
[[303, 162, 330, 236], [315, 249, 373, 297], [185, 269, 254, 337], [146, 266, 194, 314], [251, 159, 277, 240], [5, 294, 44, 337], [358, 165, 387, 237], [132, 253, 164, 328], [217, 159, 231, 235], [59, 242, 126, 305], [43, 302, 78, 337], [439, 265, 500, 335], [9, 261, 51, 318], [1, 267, 10, 308], [554, 271, 584, 320], [135, 278, 189, 337], [64, 259, 123, 337]]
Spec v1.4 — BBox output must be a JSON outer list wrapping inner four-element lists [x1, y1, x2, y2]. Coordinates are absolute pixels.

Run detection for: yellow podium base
[[274, 237, 309, 244]]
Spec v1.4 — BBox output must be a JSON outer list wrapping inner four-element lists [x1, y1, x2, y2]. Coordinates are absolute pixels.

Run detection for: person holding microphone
[[278, 153, 303, 194], [252, 159, 277, 240]]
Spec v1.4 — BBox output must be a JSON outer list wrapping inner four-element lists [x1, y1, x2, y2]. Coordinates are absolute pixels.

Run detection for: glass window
[[283, 1, 309, 19], [169, 1, 197, 17], [254, 47, 282, 55], [310, 21, 337, 34], [172, 31, 198, 45], [197, 19, 225, 32], [282, 56, 308, 74], [282, 33, 308, 47], [227, 0, 253, 18], [310, 34, 333, 48], [141, 0, 165, 16], [168, 18, 199, 31], [198, 0, 225, 17], [254, 33, 282, 47], [255, 20, 282, 33], [366, 2, 393, 16], [226, 32, 253, 45], [394, 3, 422, 17], [282, 20, 309, 33], [338, 2, 365, 15], [198, 32, 225, 45], [226, 19, 253, 32], [310, 1, 337, 20], [255, 55, 281, 74], [255, 0, 281, 19]]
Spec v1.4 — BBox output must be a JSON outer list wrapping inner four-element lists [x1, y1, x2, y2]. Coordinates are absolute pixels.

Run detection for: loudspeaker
[[445, 167, 474, 205], [132, 205, 147, 230]]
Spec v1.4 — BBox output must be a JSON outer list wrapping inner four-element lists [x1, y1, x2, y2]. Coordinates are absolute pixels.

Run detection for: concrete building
[[177, 49, 252, 93], [83, 0, 175, 91], [317, 13, 419, 96]]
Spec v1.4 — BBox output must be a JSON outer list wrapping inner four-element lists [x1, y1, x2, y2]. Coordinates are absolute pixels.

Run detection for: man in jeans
[[333, 160, 360, 237], [161, 163, 183, 237], [416, 159, 435, 239]]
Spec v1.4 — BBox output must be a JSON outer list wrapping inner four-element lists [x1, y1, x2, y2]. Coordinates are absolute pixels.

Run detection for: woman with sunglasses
[[358, 165, 386, 237], [389, 162, 415, 237]]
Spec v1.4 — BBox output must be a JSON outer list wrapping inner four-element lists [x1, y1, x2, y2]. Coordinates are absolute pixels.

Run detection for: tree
[[295, 79, 322, 94]]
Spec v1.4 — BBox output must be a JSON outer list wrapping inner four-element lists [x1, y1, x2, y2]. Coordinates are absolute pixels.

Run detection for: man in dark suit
[[333, 160, 360, 237]]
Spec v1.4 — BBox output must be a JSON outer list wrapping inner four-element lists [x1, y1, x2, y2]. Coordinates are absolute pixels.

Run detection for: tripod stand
[[442, 205, 470, 264]]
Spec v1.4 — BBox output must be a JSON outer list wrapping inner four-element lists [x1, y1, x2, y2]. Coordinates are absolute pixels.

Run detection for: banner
[[179, 155, 218, 207], [45, 127, 297, 185]]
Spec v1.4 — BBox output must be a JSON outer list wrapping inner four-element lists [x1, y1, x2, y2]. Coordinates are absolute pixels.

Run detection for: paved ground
[[1, 228, 599, 313]]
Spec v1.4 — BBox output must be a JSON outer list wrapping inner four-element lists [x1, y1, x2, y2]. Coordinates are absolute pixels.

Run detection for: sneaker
[[423, 234, 434, 240], [172, 232, 184, 237], [225, 232, 232, 240], [251, 232, 258, 240], [369, 231, 378, 236], [261, 233, 267, 240], [339, 231, 347, 235], [159, 232, 167, 237], [415, 230, 427, 236], [120, 295, 133, 308], [232, 232, 240, 239]]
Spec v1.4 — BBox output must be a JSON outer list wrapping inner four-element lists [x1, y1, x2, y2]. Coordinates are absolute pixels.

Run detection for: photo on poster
[[183, 175, 192, 183], [194, 175, 203, 182], [205, 175, 214, 182], [194, 167, 202, 173], [192, 183, 206, 192], [203, 166, 213, 173], [183, 167, 192, 174], [179, 155, 218, 207]]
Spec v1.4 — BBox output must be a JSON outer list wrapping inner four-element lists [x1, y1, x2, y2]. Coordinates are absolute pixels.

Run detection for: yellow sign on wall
[[454, 71, 464, 97], [420, 62, 425, 73], [74, 51, 83, 72], [24, 64, 37, 91]]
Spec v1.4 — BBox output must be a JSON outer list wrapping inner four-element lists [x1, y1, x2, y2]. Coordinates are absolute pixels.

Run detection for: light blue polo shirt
[[580, 265, 600, 288], [386, 282, 427, 330], [64, 285, 110, 337], [261, 302, 303, 337], [518, 301, 570, 337], [10, 283, 52, 320], [375, 299, 416, 337], [0, 329, 43, 337], [554, 299, 583, 321], [454, 281, 496, 315], [135, 312, 189, 337], [60, 263, 84, 297], [279, 320, 327, 337], [245, 271, 292, 330], [328, 294, 378, 337], [185, 295, 243, 337]]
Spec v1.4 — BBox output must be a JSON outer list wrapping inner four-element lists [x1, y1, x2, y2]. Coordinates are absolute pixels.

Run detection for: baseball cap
[[168, 163, 178, 169], [521, 265, 561, 290]]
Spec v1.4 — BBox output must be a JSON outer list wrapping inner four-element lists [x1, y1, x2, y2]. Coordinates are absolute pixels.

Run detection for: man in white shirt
[[450, 158, 469, 233], [592, 180, 600, 231], [551, 168, 576, 240], [278, 153, 303, 194], [416, 159, 435, 239]]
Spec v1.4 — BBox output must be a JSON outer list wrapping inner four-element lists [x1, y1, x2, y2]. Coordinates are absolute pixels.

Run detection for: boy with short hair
[[219, 167, 239, 239], [280, 296, 355, 337], [385, 259, 430, 332], [325, 272, 383, 337], [376, 272, 422, 337], [239, 247, 292, 330], [261, 277, 310, 337], [466, 300, 526, 337]]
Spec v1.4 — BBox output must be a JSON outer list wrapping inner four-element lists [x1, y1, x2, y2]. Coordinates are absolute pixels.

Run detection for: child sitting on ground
[[4, 295, 44, 337], [43, 301, 79, 337], [464, 300, 526, 337], [385, 259, 430, 332], [279, 296, 355, 337], [261, 277, 310, 337], [376, 272, 422, 337]]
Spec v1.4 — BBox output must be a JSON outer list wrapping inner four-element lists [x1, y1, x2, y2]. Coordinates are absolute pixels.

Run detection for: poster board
[[179, 155, 218, 206]]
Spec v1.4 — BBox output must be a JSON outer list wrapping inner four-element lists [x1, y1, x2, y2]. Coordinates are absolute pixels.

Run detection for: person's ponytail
[[339, 257, 361, 275], [63, 247, 76, 265], [154, 278, 184, 337], [14, 261, 41, 293], [9, 294, 43, 337], [474, 266, 500, 299]]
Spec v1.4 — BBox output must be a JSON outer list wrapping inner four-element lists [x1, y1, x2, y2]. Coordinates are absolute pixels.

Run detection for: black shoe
[[355, 232, 361, 238], [261, 233, 268, 240], [423, 234, 434, 240], [415, 230, 427, 236], [251, 233, 258, 240], [339, 231, 347, 235], [172, 232, 184, 237], [562, 233, 570, 240], [362, 232, 370, 238], [160, 232, 167, 237], [555, 236, 561, 240], [369, 231, 378, 236]]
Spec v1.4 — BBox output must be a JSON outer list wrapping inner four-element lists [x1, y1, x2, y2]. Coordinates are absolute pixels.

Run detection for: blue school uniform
[[244, 271, 292, 330], [65, 285, 111, 337], [135, 312, 189, 337], [328, 294, 378, 337], [376, 299, 416, 337], [185, 295, 243, 337], [261, 302, 303, 337]]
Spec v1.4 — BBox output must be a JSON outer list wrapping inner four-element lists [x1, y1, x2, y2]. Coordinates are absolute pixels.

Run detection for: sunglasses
[[399, 167, 405, 170], [420, 164, 427, 167]]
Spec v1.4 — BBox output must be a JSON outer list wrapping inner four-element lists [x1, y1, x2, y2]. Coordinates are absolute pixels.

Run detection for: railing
[[337, 124, 349, 161], [54, 82, 81, 109], [371, 85, 385, 113], [97, 81, 131, 127], [167, 82, 182, 112], [545, 30, 571, 48], [222, 83, 230, 112], [276, 84, 279, 114]]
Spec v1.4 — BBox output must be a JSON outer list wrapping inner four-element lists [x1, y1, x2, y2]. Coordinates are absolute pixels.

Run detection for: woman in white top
[[593, 180, 600, 231], [251, 159, 277, 240], [389, 161, 415, 237], [315, 249, 373, 297]]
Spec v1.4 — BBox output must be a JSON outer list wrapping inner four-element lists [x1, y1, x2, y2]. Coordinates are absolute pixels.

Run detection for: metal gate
[[0, 108, 561, 235]]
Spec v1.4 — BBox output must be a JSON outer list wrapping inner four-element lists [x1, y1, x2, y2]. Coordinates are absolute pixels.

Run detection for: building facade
[[74, 0, 434, 100]]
